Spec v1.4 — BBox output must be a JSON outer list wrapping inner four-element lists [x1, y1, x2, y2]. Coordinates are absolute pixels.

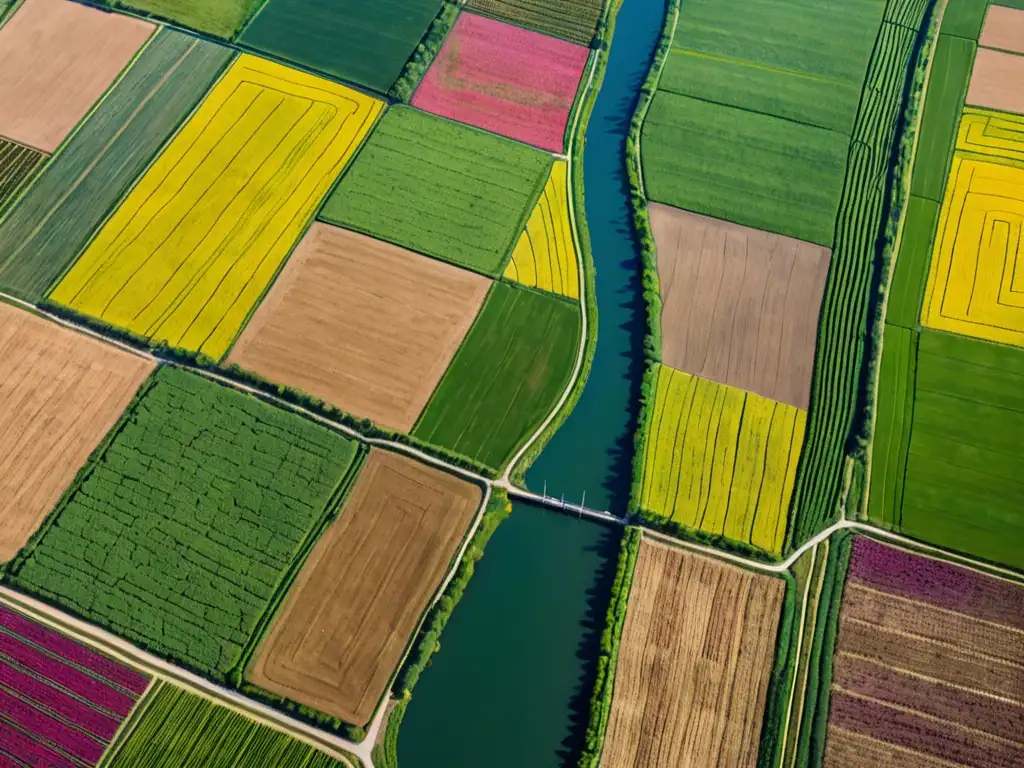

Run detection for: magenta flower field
[[411, 13, 590, 153], [0, 606, 148, 766]]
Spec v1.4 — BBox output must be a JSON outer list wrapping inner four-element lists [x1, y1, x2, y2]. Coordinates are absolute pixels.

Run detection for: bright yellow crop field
[[922, 108, 1024, 348], [640, 364, 806, 555], [503, 160, 579, 299], [50, 54, 383, 360]]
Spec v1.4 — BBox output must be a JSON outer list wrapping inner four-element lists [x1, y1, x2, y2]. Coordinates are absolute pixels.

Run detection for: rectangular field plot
[[240, 0, 445, 93], [640, 365, 805, 555], [967, 47, 1024, 117], [9, 366, 362, 679], [466, 0, 603, 45], [320, 106, 551, 276], [824, 537, 1024, 768], [601, 539, 784, 767], [49, 55, 383, 361], [660, 0, 884, 134], [227, 223, 490, 432], [0, 303, 154, 563], [650, 203, 829, 409], [0, 30, 234, 302], [104, 683, 351, 767], [0, 604, 149, 767], [118, 0, 264, 39], [642, 91, 849, 247], [411, 13, 589, 153], [248, 450, 481, 726], [503, 160, 579, 299], [0, 0, 154, 153], [413, 282, 580, 470], [979, 5, 1024, 54]]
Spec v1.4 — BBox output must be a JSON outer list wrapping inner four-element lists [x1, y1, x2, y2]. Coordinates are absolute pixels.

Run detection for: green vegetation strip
[[320, 106, 551, 277], [886, 196, 939, 327], [115, 0, 265, 39], [102, 683, 354, 767], [414, 283, 581, 470], [388, 1, 461, 102], [577, 527, 641, 768], [756, 567, 798, 768], [0, 29, 234, 301]]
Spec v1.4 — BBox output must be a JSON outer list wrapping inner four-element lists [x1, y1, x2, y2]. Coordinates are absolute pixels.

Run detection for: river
[[526, 0, 667, 515]]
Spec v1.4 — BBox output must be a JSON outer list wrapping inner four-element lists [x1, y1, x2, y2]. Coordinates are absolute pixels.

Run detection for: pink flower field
[[411, 13, 590, 153]]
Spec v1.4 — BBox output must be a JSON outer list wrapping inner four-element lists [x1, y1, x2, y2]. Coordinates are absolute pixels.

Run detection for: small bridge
[[501, 484, 624, 526]]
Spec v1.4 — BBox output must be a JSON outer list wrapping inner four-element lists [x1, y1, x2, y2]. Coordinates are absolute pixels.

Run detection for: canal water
[[526, 0, 668, 515], [397, 503, 621, 766]]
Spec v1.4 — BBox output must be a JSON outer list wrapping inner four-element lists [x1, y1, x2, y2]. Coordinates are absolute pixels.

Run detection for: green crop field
[[885, 0, 930, 28], [0, 30, 233, 302], [660, 0, 884, 134], [413, 282, 580, 470], [105, 683, 351, 767], [116, 0, 264, 38], [240, 0, 445, 92], [320, 106, 551, 276], [466, 0, 604, 45], [0, 139, 42, 213], [887, 196, 939, 328], [9, 367, 362, 680], [938, 0, 1024, 39], [642, 91, 848, 246]]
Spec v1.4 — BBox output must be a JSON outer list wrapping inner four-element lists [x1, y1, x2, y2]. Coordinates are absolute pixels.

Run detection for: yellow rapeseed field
[[922, 108, 1024, 348], [640, 364, 806, 555], [50, 54, 383, 360], [503, 160, 579, 299]]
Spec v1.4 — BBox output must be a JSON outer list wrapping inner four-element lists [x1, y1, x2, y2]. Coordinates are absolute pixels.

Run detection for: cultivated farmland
[[0, 30, 234, 302], [0, 303, 154, 563], [411, 12, 590, 153], [49, 55, 383, 360], [104, 683, 352, 767], [320, 106, 551, 276], [118, 0, 264, 39], [9, 366, 363, 679], [0, 0, 154, 153], [0, 604, 149, 767], [979, 5, 1024, 54], [600, 539, 784, 767], [504, 160, 580, 300], [650, 204, 830, 410], [0, 138, 42, 213], [824, 537, 1024, 768], [240, 0, 446, 93], [228, 222, 490, 432], [639, 365, 805, 555], [413, 282, 580, 469], [467, 0, 603, 45], [966, 48, 1024, 116], [248, 450, 481, 726]]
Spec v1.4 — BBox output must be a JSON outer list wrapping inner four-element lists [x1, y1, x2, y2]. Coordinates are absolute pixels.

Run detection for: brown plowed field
[[600, 539, 784, 768], [0, 302, 154, 561], [979, 6, 1024, 55], [0, 0, 153, 153], [246, 449, 482, 726], [825, 727, 963, 768], [650, 203, 830, 410], [227, 223, 490, 432], [966, 48, 1024, 117]]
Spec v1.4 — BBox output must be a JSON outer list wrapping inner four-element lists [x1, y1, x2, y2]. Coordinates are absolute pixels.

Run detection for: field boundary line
[[849, 581, 1024, 636], [635, 0, 680, 199], [778, 545, 818, 767]]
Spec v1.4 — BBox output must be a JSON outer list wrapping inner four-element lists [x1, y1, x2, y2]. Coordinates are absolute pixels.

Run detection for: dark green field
[[0, 30, 233, 301], [320, 107, 551, 276], [886, 196, 939, 328], [466, 0, 604, 45], [8, 367, 361, 679], [240, 0, 445, 92], [413, 283, 580, 470], [117, 0, 263, 38], [642, 91, 848, 246]]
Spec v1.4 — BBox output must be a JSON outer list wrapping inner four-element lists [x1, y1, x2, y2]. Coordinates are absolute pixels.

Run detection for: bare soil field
[[966, 48, 1024, 117], [227, 223, 490, 432], [247, 449, 482, 726], [600, 539, 784, 768], [0, 302, 154, 561], [979, 6, 1024, 55], [650, 203, 830, 410], [0, 0, 153, 153]]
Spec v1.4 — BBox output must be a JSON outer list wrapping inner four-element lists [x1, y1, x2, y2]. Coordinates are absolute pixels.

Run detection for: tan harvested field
[[980, 6, 1024, 54], [825, 728, 961, 768], [600, 539, 785, 768], [650, 203, 830, 410], [0, 302, 154, 561], [227, 223, 490, 432], [966, 48, 1024, 117], [0, 0, 153, 153], [247, 449, 482, 726]]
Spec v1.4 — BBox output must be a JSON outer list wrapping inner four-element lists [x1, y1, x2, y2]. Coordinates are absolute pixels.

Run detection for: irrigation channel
[[526, 0, 666, 515]]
